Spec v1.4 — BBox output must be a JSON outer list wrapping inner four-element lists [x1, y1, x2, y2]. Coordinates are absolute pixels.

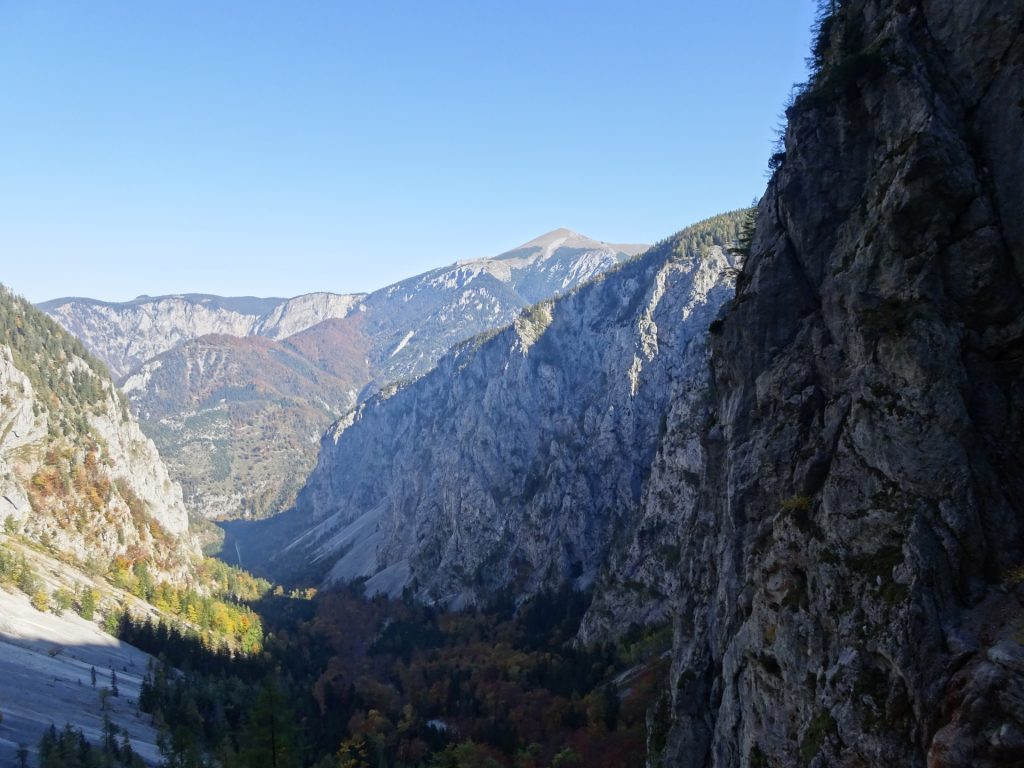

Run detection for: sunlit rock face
[[271, 214, 741, 622], [1, 288, 197, 583], [660, 1, 1024, 765]]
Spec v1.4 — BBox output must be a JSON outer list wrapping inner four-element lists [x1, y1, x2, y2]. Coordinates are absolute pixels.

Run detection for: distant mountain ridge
[[221, 213, 745, 626], [42, 293, 287, 313], [349, 229, 646, 391], [39, 291, 366, 379], [42, 229, 646, 519]]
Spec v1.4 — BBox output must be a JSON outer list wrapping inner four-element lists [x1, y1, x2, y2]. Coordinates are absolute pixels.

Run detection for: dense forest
[[73, 583, 669, 768]]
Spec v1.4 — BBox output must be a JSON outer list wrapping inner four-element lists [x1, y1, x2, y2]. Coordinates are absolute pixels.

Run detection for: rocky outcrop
[[660, 1, 1024, 765], [1, 287, 196, 581], [257, 292, 367, 341], [251, 215, 741, 617], [0, 347, 47, 520]]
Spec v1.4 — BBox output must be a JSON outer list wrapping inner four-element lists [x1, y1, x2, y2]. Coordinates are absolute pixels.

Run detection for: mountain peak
[[510, 228, 648, 259], [532, 226, 580, 241], [516, 228, 589, 251]]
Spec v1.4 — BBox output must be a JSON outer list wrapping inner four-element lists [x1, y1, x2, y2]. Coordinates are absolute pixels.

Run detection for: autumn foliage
[[137, 583, 666, 767]]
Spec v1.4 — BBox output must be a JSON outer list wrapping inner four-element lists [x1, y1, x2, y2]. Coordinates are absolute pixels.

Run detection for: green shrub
[[51, 587, 74, 615], [800, 711, 837, 765]]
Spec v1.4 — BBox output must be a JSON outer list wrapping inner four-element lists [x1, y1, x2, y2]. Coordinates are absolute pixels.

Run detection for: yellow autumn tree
[[31, 589, 50, 612]]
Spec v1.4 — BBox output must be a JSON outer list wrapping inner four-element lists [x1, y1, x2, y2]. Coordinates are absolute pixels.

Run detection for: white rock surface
[[0, 588, 161, 766], [256, 292, 365, 340], [0, 348, 47, 525]]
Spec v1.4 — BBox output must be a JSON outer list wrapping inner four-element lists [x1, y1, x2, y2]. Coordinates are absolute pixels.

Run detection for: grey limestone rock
[[659, 1, 1024, 765], [269, 217, 740, 620], [0, 299, 197, 582]]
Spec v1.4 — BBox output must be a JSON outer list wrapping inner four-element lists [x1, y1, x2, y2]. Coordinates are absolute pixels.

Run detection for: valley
[[3, 0, 1023, 766], [220, 212, 744, 621], [43, 231, 645, 522]]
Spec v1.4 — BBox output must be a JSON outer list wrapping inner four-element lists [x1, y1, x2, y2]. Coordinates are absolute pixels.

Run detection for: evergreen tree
[[37, 725, 56, 767], [79, 587, 97, 621], [240, 680, 300, 768], [102, 712, 118, 755], [17, 555, 37, 594], [120, 733, 134, 765], [138, 672, 155, 712], [215, 736, 241, 768]]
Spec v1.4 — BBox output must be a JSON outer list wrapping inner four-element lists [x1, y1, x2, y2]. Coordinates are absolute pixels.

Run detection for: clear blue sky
[[1, 1, 816, 303]]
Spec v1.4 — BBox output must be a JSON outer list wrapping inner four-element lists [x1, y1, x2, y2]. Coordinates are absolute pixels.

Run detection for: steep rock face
[[662, 2, 1024, 765], [0, 348, 49, 519], [0, 287, 196, 580], [257, 292, 367, 340], [261, 215, 739, 613], [350, 229, 647, 391], [579, 332, 712, 643], [39, 292, 364, 379]]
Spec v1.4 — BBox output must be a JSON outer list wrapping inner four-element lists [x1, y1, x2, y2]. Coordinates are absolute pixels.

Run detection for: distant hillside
[[123, 324, 370, 520], [43, 231, 646, 520], [39, 291, 366, 379]]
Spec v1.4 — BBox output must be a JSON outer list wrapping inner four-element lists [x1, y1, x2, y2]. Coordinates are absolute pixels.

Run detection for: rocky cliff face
[[251, 214, 741, 618], [39, 292, 365, 379], [661, 2, 1024, 765], [0, 287, 196, 581], [353, 229, 648, 390]]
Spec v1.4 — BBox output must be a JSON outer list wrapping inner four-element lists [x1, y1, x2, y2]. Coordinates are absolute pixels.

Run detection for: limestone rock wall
[[272, 218, 740, 618], [662, 2, 1024, 765]]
